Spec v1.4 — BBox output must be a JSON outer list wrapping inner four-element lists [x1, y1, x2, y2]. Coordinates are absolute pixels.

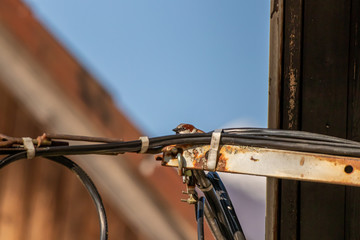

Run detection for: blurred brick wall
[[0, 81, 146, 239], [0, 0, 199, 239]]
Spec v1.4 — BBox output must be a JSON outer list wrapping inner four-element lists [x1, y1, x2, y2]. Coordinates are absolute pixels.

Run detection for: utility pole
[[267, 0, 360, 239]]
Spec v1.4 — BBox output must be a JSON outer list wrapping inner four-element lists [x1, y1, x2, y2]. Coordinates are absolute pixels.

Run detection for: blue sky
[[20, 2, 270, 238], [23, 0, 270, 136]]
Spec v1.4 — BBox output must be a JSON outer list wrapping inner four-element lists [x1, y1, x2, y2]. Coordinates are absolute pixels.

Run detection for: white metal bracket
[[161, 144, 360, 187]]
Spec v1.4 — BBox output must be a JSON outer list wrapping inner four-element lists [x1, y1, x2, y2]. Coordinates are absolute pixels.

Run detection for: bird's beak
[[172, 128, 178, 132]]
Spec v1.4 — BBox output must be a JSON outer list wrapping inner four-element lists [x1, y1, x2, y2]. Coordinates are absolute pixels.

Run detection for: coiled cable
[[0, 152, 108, 240]]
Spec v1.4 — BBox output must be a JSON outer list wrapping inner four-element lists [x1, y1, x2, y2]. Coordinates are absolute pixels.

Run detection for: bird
[[172, 123, 205, 134]]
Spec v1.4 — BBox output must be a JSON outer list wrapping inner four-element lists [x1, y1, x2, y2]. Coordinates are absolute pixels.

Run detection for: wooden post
[[267, 0, 360, 239]]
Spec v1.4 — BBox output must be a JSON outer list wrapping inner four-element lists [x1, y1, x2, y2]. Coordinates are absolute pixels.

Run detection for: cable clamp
[[139, 136, 149, 153], [22, 137, 35, 159], [207, 129, 222, 171], [199, 184, 213, 192]]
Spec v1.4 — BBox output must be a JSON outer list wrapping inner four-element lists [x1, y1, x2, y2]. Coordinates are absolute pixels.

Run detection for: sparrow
[[172, 123, 205, 134]]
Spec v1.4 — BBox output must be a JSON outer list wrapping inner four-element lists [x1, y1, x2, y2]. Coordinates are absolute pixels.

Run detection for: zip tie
[[207, 129, 222, 171], [22, 137, 35, 159], [139, 136, 149, 153]]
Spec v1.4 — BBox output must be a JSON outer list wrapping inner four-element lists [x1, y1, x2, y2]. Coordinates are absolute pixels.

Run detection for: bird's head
[[172, 123, 204, 134]]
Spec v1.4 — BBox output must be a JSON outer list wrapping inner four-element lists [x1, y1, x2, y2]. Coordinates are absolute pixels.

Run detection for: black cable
[[47, 156, 108, 240], [196, 196, 205, 240], [2, 132, 360, 168], [2, 128, 360, 159], [28, 135, 360, 158], [0, 153, 108, 240], [203, 199, 226, 240], [193, 170, 227, 239], [193, 170, 235, 240], [223, 128, 360, 145], [207, 172, 246, 240]]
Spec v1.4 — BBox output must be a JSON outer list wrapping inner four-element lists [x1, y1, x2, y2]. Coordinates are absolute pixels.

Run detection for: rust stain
[[191, 148, 206, 169], [300, 174, 304, 178], [220, 145, 253, 155], [193, 149, 199, 158], [287, 22, 298, 130], [193, 156, 204, 169], [316, 155, 360, 170], [222, 145, 236, 154], [192, 160, 203, 169], [300, 157, 305, 166], [217, 153, 228, 172], [161, 145, 177, 153], [314, 155, 360, 185]]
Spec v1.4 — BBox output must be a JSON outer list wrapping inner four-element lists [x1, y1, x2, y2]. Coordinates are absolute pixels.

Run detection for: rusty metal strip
[[207, 129, 222, 171], [162, 144, 360, 187]]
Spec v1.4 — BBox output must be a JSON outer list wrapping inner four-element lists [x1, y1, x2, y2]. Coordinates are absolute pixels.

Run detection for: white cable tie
[[139, 136, 149, 153], [22, 137, 35, 159], [207, 129, 222, 171]]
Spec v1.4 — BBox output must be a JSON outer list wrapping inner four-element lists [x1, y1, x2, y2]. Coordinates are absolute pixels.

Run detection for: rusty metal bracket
[[161, 144, 360, 187]]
